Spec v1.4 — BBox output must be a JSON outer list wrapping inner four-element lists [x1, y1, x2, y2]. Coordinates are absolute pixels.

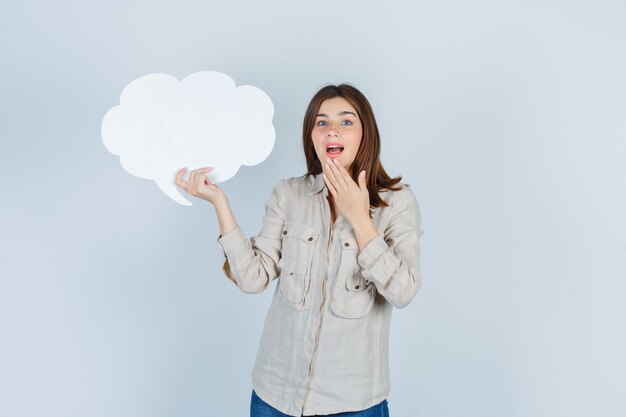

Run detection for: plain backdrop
[[1, 1, 625, 416]]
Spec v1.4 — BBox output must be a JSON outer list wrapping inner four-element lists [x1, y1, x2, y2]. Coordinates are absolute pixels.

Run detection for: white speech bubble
[[101, 71, 275, 205]]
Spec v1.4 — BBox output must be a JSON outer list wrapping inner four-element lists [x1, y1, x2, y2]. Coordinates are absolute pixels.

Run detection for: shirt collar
[[306, 173, 326, 195], [305, 172, 382, 220]]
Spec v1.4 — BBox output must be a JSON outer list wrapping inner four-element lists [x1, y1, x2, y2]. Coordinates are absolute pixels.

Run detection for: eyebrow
[[316, 111, 357, 118]]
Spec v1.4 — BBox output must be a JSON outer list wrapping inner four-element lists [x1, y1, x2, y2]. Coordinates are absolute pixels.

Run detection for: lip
[[326, 150, 343, 159], [325, 142, 345, 159], [325, 141, 344, 149]]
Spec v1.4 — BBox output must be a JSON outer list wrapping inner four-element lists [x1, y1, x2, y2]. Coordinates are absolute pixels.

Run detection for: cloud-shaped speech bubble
[[101, 71, 275, 205]]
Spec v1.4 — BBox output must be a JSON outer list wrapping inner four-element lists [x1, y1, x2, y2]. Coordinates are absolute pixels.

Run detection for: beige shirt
[[217, 172, 424, 417]]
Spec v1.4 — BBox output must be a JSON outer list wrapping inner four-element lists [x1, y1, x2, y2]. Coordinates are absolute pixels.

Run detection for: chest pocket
[[278, 223, 319, 309], [331, 234, 375, 319]]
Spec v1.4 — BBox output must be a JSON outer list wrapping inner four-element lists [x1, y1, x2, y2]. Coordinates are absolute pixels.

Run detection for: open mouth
[[326, 144, 344, 157]]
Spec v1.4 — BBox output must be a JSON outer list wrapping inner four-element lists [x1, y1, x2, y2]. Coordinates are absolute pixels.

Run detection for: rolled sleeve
[[215, 180, 285, 294], [217, 224, 247, 255], [356, 234, 389, 275], [357, 186, 424, 309]]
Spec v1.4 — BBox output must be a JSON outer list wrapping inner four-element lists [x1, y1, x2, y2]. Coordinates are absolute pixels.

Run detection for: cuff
[[217, 225, 246, 257], [357, 234, 393, 287]]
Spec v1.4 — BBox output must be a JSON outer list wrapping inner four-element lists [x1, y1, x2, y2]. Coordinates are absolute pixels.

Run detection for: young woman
[[176, 84, 423, 417]]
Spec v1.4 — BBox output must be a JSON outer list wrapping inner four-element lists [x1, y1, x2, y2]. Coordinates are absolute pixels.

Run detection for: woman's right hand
[[175, 167, 226, 206]]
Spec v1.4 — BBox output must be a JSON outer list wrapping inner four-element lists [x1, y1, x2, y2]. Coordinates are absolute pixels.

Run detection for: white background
[[1, 1, 624, 416]]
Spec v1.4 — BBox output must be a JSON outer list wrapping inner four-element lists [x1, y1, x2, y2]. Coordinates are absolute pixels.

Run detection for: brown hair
[[302, 84, 405, 214]]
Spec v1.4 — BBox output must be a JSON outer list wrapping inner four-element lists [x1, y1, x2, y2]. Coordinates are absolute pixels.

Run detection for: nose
[[326, 126, 339, 138]]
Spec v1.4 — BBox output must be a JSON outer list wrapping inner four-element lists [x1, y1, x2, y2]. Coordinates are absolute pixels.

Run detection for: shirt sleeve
[[356, 185, 424, 308], [216, 180, 285, 294]]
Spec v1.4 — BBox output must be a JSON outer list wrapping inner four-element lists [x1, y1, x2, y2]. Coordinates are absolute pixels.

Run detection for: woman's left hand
[[322, 158, 370, 225]]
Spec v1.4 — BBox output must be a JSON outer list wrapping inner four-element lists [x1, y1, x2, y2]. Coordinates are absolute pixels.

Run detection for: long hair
[[302, 84, 405, 213]]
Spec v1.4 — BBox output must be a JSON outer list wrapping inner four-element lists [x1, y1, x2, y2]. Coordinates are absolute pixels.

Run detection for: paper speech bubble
[[102, 71, 275, 205]]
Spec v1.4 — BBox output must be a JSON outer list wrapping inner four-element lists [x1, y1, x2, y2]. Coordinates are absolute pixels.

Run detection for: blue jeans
[[250, 389, 390, 417]]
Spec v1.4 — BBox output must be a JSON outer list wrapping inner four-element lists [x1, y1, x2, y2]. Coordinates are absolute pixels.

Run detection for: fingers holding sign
[[175, 167, 226, 205]]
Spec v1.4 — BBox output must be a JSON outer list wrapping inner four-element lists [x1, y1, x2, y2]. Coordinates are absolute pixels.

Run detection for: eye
[[317, 120, 328, 126], [342, 120, 353, 126]]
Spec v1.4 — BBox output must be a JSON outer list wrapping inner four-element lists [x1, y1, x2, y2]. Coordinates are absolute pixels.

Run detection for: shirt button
[[308, 237, 313, 241], [355, 284, 360, 289], [344, 242, 350, 247], [365, 279, 370, 285], [283, 230, 287, 235]]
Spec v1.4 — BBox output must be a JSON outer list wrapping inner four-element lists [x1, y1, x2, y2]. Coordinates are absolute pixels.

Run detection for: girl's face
[[311, 97, 363, 172]]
